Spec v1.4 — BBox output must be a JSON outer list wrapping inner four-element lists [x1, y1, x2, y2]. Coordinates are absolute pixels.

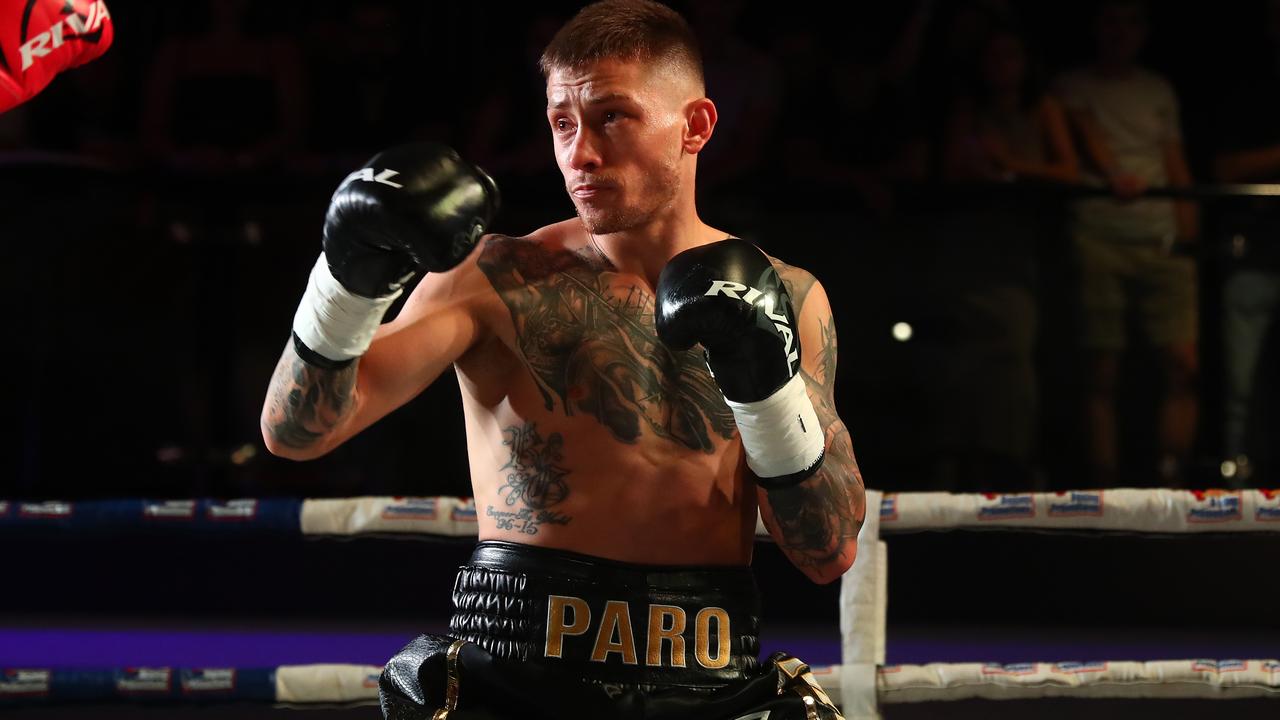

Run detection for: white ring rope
[[269, 659, 1280, 707], [298, 489, 1280, 539]]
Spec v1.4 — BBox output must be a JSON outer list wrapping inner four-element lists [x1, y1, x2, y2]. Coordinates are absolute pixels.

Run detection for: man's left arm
[[757, 267, 867, 584]]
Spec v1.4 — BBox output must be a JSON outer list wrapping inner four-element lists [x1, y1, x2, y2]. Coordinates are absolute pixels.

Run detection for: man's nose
[[567, 126, 603, 172]]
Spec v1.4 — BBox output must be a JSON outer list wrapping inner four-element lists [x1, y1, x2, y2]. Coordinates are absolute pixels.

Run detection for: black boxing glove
[[291, 143, 499, 367], [656, 238, 824, 489]]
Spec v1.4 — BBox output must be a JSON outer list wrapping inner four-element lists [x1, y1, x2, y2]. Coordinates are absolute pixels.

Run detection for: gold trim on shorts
[[431, 639, 468, 720]]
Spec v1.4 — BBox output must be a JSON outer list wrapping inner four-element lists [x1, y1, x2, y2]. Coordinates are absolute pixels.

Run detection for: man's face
[[546, 57, 690, 235]]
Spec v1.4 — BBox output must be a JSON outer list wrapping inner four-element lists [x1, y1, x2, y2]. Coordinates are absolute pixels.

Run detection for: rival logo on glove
[[341, 167, 404, 189], [17, 0, 111, 72], [704, 280, 799, 375]]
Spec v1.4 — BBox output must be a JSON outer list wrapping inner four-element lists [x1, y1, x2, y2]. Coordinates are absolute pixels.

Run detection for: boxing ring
[[2, 489, 1279, 718]]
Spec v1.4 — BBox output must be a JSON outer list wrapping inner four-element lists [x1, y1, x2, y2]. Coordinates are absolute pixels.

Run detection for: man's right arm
[[261, 259, 488, 460], [262, 341, 358, 458], [259, 142, 498, 460]]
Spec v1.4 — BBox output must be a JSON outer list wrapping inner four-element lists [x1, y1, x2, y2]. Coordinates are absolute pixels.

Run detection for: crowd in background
[[3, 0, 1279, 499]]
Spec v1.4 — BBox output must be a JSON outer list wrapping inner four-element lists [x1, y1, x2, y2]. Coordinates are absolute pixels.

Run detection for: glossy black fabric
[[380, 636, 841, 720], [449, 540, 761, 688], [378, 542, 843, 719]]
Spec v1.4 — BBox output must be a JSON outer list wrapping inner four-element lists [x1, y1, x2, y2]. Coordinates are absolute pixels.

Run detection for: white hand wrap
[[291, 253, 403, 362], [726, 373, 825, 482]]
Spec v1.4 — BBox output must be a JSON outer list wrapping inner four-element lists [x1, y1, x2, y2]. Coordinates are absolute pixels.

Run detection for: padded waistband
[[449, 541, 761, 688]]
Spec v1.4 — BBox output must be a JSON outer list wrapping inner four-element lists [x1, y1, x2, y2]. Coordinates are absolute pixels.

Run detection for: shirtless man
[[261, 2, 864, 718]]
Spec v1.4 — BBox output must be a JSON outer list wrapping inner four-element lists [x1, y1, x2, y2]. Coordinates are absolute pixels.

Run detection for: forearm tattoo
[[486, 421, 573, 535], [264, 344, 358, 449], [767, 270, 867, 571]]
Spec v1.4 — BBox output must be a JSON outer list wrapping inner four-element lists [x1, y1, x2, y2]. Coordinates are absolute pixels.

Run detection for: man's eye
[[556, 119, 570, 131], [604, 111, 619, 123]]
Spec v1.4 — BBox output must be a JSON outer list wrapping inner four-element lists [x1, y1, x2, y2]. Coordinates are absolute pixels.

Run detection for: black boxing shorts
[[379, 541, 843, 720]]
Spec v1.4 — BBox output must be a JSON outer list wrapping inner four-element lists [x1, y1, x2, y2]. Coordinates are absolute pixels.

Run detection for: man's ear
[[683, 97, 717, 154]]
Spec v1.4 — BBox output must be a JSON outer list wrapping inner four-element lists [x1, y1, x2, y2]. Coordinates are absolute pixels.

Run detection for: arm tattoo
[[264, 344, 358, 449], [764, 271, 867, 572], [486, 421, 573, 535]]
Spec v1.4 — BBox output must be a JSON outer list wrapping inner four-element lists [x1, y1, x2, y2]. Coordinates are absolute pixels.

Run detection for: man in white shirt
[[1055, 0, 1199, 486]]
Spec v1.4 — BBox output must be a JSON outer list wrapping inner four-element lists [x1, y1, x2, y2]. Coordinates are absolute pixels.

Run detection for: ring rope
[[6, 489, 1276, 539]]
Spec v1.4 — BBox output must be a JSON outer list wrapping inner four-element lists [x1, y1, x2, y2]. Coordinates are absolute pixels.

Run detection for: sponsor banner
[[1257, 489, 1280, 522], [143, 500, 196, 521], [208, 500, 258, 522], [1047, 492, 1104, 518], [880, 494, 899, 522], [181, 669, 235, 694], [1187, 491, 1243, 524], [451, 498, 477, 523], [117, 667, 171, 695], [19, 502, 72, 519], [1053, 661, 1108, 674], [1191, 659, 1247, 673], [977, 494, 1035, 521], [0, 669, 51, 697], [381, 497, 438, 522], [981, 663, 1038, 676]]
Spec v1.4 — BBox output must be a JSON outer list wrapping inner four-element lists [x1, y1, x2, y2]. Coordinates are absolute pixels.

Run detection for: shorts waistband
[[449, 540, 761, 688]]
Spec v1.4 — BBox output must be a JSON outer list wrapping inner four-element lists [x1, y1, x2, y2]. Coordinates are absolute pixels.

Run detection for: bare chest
[[475, 239, 737, 453]]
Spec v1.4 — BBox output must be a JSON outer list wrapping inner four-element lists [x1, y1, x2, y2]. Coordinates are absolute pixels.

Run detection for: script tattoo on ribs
[[477, 236, 737, 452], [265, 347, 358, 449], [488, 422, 573, 535]]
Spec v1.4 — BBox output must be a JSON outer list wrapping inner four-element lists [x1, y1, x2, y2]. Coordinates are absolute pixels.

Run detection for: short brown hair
[[539, 0, 704, 90]]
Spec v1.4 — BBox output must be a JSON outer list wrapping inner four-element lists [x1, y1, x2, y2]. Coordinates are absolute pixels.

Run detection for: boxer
[[261, 1, 864, 717]]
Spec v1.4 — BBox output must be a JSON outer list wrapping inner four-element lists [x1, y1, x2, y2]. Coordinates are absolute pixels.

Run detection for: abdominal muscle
[[459, 380, 757, 567]]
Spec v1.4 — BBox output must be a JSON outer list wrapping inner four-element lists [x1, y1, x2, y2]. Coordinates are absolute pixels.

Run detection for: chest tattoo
[[478, 236, 736, 452]]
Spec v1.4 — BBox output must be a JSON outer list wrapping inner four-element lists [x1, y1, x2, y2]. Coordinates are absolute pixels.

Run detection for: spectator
[[943, 27, 1078, 184], [926, 26, 1078, 491], [1211, 0, 1280, 485], [1056, 0, 1199, 486], [776, 10, 928, 217]]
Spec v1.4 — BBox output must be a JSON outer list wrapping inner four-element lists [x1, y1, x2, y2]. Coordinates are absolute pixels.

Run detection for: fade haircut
[[539, 0, 705, 92]]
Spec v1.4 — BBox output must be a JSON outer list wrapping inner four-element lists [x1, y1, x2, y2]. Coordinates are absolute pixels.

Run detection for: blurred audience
[[775, 7, 928, 217], [10, 0, 1280, 497], [1055, 0, 1199, 486], [1211, 0, 1280, 485], [924, 25, 1078, 491], [943, 27, 1077, 185]]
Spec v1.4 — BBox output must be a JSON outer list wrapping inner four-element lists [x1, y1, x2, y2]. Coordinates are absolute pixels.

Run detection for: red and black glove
[[1, 0, 113, 113]]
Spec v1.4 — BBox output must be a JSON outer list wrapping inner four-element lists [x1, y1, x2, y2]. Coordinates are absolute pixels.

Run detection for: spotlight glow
[[892, 322, 913, 342]]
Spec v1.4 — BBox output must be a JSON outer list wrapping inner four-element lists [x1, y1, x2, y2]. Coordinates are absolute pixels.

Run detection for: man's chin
[[577, 209, 634, 236]]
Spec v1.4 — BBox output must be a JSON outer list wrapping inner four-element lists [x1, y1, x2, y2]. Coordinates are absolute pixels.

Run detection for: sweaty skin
[[461, 223, 757, 564], [262, 56, 865, 579]]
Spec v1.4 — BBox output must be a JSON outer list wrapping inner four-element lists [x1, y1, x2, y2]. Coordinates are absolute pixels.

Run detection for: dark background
[[2, 0, 1278, 701], [5, 0, 1280, 501]]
